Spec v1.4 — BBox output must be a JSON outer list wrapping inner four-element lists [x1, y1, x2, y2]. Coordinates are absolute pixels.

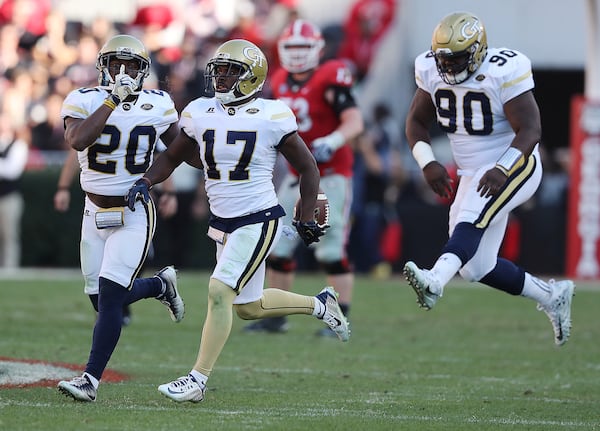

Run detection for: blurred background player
[[127, 39, 349, 402], [403, 12, 575, 346], [57, 34, 185, 402], [245, 19, 364, 336], [0, 112, 28, 269]]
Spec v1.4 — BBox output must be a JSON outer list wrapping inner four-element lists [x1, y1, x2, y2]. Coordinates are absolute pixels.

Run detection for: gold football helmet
[[205, 39, 268, 105], [96, 34, 151, 91], [431, 12, 487, 85]]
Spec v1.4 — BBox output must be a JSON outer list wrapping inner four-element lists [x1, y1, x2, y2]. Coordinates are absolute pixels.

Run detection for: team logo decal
[[461, 20, 481, 39], [122, 103, 131, 111], [227, 107, 236, 116], [243, 46, 265, 67]]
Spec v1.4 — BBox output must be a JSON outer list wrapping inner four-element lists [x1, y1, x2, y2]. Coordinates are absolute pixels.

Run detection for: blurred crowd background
[[0, 0, 575, 277]]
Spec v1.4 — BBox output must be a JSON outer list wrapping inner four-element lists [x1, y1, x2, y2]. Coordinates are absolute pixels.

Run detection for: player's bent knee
[[234, 301, 263, 320], [459, 263, 494, 283], [458, 267, 479, 282], [321, 259, 352, 275], [267, 256, 296, 273], [208, 278, 236, 308]]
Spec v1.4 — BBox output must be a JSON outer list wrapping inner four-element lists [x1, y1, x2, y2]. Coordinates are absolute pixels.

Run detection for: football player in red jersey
[[246, 19, 364, 336]]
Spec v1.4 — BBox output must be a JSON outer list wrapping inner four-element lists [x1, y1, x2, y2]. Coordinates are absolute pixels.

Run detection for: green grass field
[[1, 269, 599, 431]]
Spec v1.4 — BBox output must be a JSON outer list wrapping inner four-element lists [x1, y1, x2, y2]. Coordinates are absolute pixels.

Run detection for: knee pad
[[321, 259, 352, 275], [267, 256, 296, 273]]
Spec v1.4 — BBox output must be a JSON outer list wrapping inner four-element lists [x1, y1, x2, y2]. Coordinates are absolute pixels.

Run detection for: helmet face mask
[[205, 39, 268, 105], [277, 19, 324, 74], [96, 35, 151, 92], [431, 12, 487, 85]]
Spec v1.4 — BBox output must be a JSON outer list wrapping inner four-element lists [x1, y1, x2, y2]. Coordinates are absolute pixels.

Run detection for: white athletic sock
[[312, 297, 325, 318], [189, 370, 208, 388], [520, 273, 552, 304], [430, 252, 462, 289], [83, 372, 99, 389]]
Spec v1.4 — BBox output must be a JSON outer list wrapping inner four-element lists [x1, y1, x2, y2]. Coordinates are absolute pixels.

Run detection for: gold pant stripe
[[237, 219, 279, 291], [129, 199, 156, 288], [475, 154, 537, 229]]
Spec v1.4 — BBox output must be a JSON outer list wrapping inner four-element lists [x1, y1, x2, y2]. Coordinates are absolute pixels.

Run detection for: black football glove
[[293, 220, 327, 246], [126, 178, 151, 211]]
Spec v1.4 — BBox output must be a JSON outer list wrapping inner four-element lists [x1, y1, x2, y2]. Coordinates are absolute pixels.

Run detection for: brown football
[[293, 191, 330, 228]]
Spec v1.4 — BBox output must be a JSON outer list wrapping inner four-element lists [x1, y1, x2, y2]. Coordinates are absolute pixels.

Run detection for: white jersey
[[179, 97, 297, 218], [61, 87, 178, 195], [415, 47, 534, 171]]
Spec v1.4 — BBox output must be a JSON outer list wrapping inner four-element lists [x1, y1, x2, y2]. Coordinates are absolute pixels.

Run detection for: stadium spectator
[[337, 0, 396, 82], [349, 103, 403, 276], [0, 111, 28, 268]]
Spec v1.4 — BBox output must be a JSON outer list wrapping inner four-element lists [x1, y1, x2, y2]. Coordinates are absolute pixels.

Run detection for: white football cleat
[[158, 374, 205, 402], [58, 374, 97, 402], [315, 287, 350, 342], [537, 279, 575, 346], [155, 266, 185, 322], [403, 261, 442, 310]]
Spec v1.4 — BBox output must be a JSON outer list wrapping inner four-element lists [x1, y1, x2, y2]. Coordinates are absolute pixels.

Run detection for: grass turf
[[0, 270, 599, 430]]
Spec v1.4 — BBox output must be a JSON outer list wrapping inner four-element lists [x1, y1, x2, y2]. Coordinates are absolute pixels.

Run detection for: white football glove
[[311, 131, 345, 163], [111, 65, 137, 102]]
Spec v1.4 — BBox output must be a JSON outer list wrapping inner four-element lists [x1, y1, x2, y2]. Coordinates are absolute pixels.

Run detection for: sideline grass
[[1, 270, 599, 430]]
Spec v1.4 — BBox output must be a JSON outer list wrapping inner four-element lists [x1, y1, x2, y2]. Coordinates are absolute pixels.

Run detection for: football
[[293, 190, 330, 228]]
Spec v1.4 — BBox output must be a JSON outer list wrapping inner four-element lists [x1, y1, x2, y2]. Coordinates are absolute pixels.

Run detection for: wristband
[[103, 94, 120, 110], [412, 140, 436, 169], [495, 147, 524, 176]]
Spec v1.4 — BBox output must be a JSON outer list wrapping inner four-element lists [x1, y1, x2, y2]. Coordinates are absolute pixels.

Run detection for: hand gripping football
[[293, 190, 330, 228]]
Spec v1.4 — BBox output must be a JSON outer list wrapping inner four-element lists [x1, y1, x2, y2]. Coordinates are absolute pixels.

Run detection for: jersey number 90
[[435, 90, 493, 136], [434, 49, 519, 136]]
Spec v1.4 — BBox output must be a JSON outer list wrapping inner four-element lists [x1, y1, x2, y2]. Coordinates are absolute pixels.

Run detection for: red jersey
[[271, 59, 355, 177]]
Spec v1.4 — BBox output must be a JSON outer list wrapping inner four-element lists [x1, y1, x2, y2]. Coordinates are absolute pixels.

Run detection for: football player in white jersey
[[126, 39, 350, 403], [57, 35, 185, 402], [403, 12, 575, 346]]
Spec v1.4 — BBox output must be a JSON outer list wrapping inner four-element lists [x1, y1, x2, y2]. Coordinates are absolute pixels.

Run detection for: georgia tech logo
[[243, 46, 265, 68], [461, 20, 480, 39]]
